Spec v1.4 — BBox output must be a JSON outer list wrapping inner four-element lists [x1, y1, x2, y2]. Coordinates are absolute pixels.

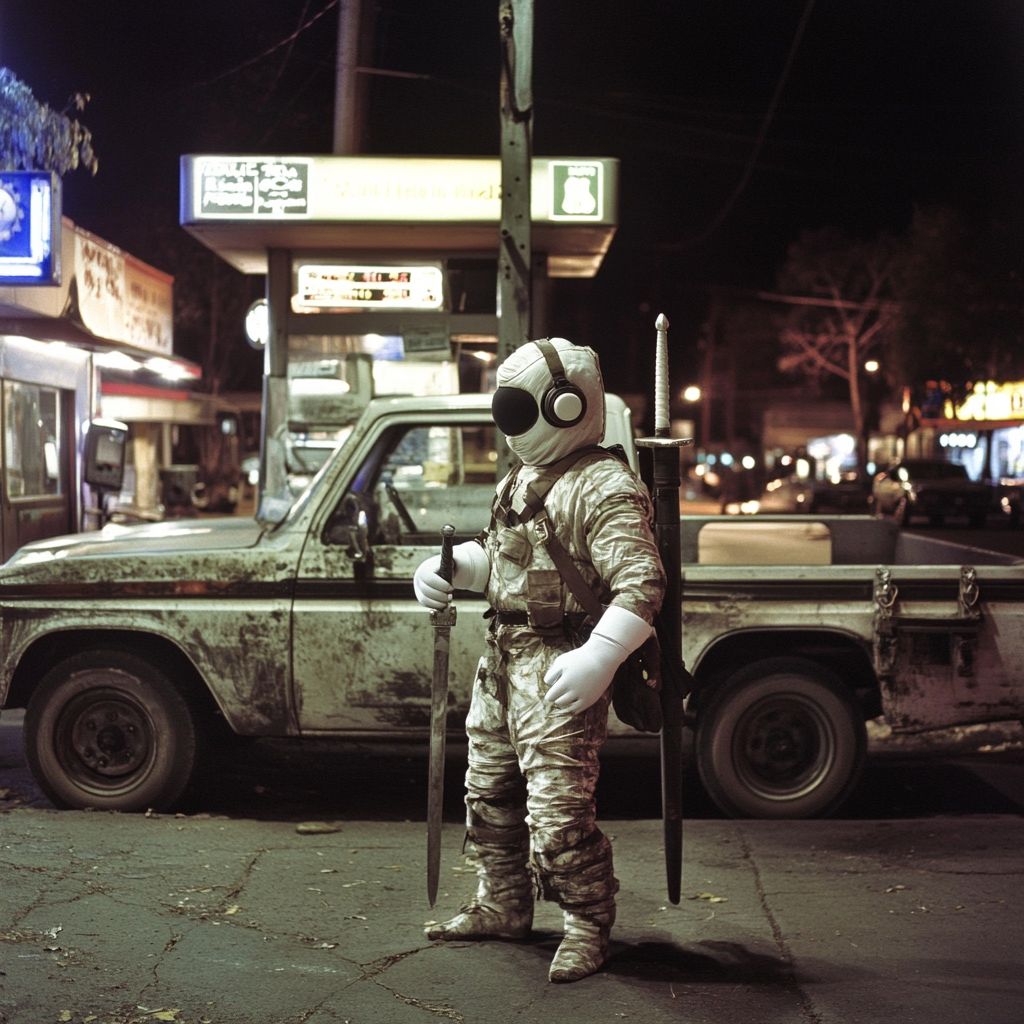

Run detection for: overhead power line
[[183, 0, 340, 92], [675, 0, 817, 249]]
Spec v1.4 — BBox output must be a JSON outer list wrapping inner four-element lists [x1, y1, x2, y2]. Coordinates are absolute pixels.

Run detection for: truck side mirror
[[83, 419, 129, 494]]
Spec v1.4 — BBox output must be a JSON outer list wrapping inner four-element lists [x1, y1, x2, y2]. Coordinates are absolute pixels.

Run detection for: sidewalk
[[2, 808, 1021, 1024]]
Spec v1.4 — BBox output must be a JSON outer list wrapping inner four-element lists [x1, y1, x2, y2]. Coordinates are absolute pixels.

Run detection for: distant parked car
[[870, 459, 992, 527], [745, 472, 868, 515]]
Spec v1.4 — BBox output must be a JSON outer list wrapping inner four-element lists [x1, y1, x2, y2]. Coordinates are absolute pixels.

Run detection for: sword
[[427, 524, 457, 907], [635, 313, 692, 905]]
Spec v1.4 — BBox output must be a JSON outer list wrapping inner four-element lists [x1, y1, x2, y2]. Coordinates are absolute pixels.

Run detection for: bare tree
[[775, 228, 900, 460]]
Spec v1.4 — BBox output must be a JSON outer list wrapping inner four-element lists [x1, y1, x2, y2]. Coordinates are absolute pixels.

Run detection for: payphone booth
[[179, 155, 618, 509]]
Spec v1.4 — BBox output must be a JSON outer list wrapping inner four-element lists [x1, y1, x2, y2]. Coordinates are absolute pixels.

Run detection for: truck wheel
[[24, 650, 202, 812], [695, 657, 866, 819]]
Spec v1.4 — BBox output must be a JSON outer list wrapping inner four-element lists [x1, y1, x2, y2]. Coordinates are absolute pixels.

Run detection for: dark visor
[[492, 386, 539, 437]]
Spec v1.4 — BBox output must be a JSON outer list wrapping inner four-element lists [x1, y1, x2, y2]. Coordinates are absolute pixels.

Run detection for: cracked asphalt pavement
[[2, 812, 1023, 1023], [2, 711, 1023, 1023]]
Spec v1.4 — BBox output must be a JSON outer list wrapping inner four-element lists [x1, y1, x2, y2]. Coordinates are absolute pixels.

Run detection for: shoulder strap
[[494, 444, 607, 528], [534, 511, 605, 622]]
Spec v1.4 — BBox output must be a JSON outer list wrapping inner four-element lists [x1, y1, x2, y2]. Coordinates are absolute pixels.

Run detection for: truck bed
[[681, 515, 1023, 567]]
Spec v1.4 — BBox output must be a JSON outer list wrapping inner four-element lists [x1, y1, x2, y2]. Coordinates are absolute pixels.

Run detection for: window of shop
[[992, 425, 1024, 482], [3, 381, 62, 499]]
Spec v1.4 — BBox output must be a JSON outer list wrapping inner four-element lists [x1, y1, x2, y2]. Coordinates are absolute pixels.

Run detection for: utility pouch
[[610, 632, 664, 733], [497, 527, 532, 568], [526, 568, 565, 630]]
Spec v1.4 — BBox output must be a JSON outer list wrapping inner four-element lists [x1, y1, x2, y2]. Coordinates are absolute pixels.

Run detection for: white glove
[[544, 605, 653, 714], [413, 541, 491, 609]]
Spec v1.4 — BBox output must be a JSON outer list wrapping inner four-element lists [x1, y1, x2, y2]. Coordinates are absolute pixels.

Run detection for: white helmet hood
[[493, 338, 605, 467]]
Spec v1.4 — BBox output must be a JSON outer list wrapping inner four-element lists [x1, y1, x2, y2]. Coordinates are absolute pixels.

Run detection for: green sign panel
[[549, 161, 604, 221]]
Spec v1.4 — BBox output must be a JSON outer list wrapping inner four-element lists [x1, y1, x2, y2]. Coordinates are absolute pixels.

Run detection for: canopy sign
[[184, 155, 616, 225], [0, 171, 61, 284], [180, 155, 619, 278]]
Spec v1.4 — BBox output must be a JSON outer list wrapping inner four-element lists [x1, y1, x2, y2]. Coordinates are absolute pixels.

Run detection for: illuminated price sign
[[295, 264, 444, 311]]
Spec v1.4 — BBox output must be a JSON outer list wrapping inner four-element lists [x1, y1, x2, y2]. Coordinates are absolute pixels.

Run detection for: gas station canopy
[[180, 155, 618, 278]]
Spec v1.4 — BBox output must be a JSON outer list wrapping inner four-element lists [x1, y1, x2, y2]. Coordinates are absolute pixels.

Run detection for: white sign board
[[293, 263, 444, 312]]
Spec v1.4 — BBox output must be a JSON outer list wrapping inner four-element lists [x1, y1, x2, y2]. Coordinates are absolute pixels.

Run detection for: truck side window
[[324, 423, 498, 546]]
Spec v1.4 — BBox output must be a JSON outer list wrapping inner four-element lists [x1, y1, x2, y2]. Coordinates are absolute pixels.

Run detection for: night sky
[[3, 1, 1022, 403]]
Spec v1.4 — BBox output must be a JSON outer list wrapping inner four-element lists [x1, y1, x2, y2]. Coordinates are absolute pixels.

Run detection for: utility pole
[[333, 0, 363, 154], [497, 0, 533, 367], [260, 0, 367, 512]]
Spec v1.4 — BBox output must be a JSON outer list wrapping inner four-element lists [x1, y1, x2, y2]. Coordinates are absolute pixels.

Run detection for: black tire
[[928, 515, 944, 528], [24, 650, 202, 812], [695, 657, 867, 819], [968, 513, 985, 530]]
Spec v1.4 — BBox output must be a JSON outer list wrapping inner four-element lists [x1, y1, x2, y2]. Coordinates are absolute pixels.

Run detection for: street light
[[864, 359, 880, 373], [682, 385, 701, 402]]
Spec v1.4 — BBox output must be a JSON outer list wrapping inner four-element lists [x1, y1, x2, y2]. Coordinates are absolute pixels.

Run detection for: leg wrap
[[536, 832, 617, 983], [531, 828, 619, 911]]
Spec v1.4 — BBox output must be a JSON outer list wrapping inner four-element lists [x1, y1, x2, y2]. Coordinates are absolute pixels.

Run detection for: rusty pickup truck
[[1, 391, 1022, 820]]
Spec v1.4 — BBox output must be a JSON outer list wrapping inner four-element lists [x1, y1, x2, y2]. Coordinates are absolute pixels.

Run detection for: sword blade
[[427, 617, 453, 907], [427, 525, 456, 907]]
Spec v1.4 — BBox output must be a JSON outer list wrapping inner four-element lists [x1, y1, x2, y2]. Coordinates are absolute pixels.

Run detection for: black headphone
[[536, 338, 587, 428]]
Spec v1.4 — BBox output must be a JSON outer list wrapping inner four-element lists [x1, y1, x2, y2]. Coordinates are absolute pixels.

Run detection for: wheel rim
[[730, 692, 836, 803], [54, 687, 157, 794]]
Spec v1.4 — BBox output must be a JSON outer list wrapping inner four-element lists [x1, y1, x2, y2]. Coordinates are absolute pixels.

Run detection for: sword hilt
[[438, 524, 456, 586], [654, 312, 670, 435]]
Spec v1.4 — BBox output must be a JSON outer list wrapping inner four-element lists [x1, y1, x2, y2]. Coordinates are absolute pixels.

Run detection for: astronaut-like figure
[[414, 339, 665, 983]]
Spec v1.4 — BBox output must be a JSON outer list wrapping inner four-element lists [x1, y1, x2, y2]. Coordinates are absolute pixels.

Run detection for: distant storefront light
[[956, 380, 1024, 422], [96, 351, 143, 372], [940, 432, 977, 448]]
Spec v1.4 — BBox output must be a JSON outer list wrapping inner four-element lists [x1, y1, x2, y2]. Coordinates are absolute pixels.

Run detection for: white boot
[[549, 903, 615, 982], [426, 843, 533, 942]]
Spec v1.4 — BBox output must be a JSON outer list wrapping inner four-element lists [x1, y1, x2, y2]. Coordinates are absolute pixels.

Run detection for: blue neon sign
[[0, 171, 61, 285]]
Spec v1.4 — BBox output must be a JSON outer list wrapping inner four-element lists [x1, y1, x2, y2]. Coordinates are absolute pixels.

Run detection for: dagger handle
[[438, 524, 456, 586]]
